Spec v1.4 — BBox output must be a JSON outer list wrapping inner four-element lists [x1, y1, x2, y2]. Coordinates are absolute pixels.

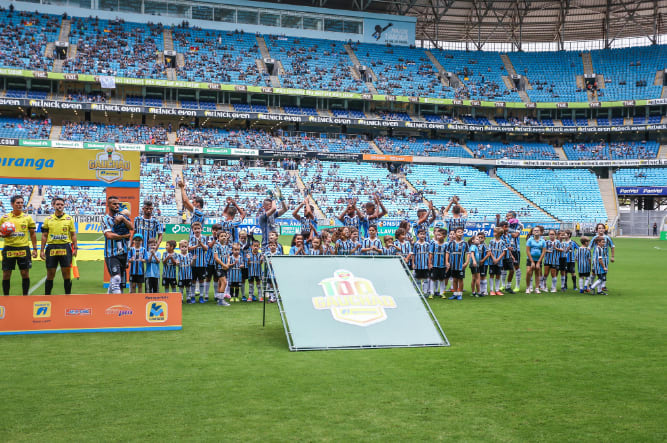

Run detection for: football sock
[[561, 275, 566, 288], [248, 282, 255, 298], [500, 271, 507, 287], [571, 275, 577, 289], [579, 278, 584, 289], [240, 282, 246, 299], [22, 278, 30, 295], [45, 279, 54, 295], [591, 279, 601, 290], [188, 285, 195, 300], [203, 281, 210, 299], [515, 269, 521, 286], [480, 279, 487, 294], [2, 279, 9, 295]]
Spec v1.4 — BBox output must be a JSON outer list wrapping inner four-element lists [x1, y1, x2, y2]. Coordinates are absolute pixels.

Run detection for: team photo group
[[1, 178, 616, 302]]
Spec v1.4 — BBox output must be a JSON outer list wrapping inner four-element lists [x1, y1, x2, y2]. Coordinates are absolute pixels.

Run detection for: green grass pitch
[[0, 237, 664, 441]]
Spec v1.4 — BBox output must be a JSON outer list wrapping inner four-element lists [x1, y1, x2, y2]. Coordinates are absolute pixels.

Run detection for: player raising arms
[[337, 199, 362, 232], [442, 195, 468, 234], [359, 194, 387, 238], [293, 196, 318, 243], [221, 197, 246, 244], [412, 200, 437, 241], [177, 176, 205, 239], [40, 197, 77, 295], [258, 190, 288, 251], [1, 195, 37, 295]]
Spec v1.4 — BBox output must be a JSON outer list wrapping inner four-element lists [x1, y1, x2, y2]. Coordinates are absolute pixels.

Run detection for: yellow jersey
[[42, 213, 76, 244], [1, 212, 36, 248]]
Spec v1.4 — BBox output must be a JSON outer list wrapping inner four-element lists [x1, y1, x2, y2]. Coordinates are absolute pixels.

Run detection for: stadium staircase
[[291, 170, 327, 221], [654, 70, 667, 97], [344, 44, 378, 94], [50, 125, 61, 140], [256, 36, 282, 88], [28, 186, 43, 212], [425, 50, 452, 87], [67, 44, 77, 60], [460, 142, 475, 158], [658, 144, 667, 158], [368, 140, 384, 154], [171, 164, 184, 210], [554, 146, 568, 160], [166, 131, 177, 145], [58, 19, 70, 42], [500, 54, 532, 103], [44, 42, 55, 59], [581, 52, 599, 101], [163, 29, 177, 80], [494, 173, 561, 222], [597, 178, 619, 224]]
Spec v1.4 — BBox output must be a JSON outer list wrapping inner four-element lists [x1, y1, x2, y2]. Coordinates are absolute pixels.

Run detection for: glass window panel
[[214, 7, 236, 23], [281, 14, 301, 29], [343, 20, 361, 34], [144, 1, 167, 15], [73, 0, 92, 7], [99, 0, 118, 11], [303, 16, 321, 31], [118, 0, 141, 14], [237, 10, 258, 25], [192, 6, 213, 21], [260, 12, 279, 27], [167, 2, 189, 18], [324, 18, 343, 33]]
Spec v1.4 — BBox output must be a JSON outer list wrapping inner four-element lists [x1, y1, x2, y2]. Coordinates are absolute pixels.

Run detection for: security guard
[[1, 195, 37, 295], [40, 197, 77, 295]]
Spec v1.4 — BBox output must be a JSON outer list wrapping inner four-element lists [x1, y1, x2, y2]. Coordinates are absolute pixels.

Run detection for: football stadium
[[0, 0, 665, 439]]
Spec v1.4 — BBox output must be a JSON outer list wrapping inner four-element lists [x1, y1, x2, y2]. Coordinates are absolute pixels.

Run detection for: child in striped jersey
[[212, 231, 231, 305], [477, 232, 491, 296], [393, 228, 413, 266], [361, 226, 383, 255], [177, 239, 195, 303], [127, 234, 147, 293], [145, 238, 161, 294], [412, 229, 430, 295], [468, 235, 482, 297], [161, 240, 178, 292], [428, 228, 448, 299], [320, 231, 335, 255], [335, 227, 353, 255], [382, 236, 398, 256], [446, 227, 470, 300], [245, 240, 264, 302], [224, 243, 244, 302], [488, 228, 507, 296], [590, 236, 609, 295], [309, 237, 324, 255], [350, 228, 362, 255], [188, 221, 208, 303], [560, 230, 579, 291], [576, 237, 592, 293], [543, 229, 562, 292]]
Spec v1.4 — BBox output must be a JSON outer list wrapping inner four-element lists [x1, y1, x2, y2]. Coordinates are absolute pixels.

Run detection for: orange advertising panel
[[362, 153, 413, 162], [0, 293, 182, 335]]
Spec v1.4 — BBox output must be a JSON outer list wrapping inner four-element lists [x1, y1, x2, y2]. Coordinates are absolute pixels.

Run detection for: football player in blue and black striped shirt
[[177, 177, 205, 240], [412, 229, 431, 295], [576, 237, 592, 293], [161, 240, 178, 292], [245, 240, 264, 302], [226, 243, 245, 302], [559, 230, 579, 291], [127, 234, 147, 293], [145, 238, 161, 294], [201, 223, 221, 303], [221, 197, 246, 243], [412, 200, 437, 241], [188, 221, 208, 303], [103, 195, 133, 294], [442, 196, 468, 234], [393, 228, 413, 266], [133, 200, 164, 248], [337, 200, 362, 232], [428, 228, 448, 299], [543, 229, 562, 292], [293, 196, 318, 243], [359, 194, 387, 238], [590, 236, 609, 295], [335, 227, 354, 255], [361, 226, 383, 255], [488, 228, 507, 295], [446, 227, 470, 300], [212, 231, 232, 305], [177, 240, 194, 303]]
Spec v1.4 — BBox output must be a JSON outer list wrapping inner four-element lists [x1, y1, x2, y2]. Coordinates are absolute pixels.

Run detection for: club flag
[[72, 255, 80, 280]]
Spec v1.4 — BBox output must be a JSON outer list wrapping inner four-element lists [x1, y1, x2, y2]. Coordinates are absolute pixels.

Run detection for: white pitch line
[[28, 276, 47, 295]]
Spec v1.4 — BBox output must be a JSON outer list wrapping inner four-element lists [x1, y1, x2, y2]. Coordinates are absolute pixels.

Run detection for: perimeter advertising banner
[[0, 145, 140, 187], [0, 293, 182, 335], [269, 256, 447, 350]]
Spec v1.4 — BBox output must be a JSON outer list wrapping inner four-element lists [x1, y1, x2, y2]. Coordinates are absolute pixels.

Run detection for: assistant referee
[[40, 197, 77, 295], [1, 195, 37, 295]]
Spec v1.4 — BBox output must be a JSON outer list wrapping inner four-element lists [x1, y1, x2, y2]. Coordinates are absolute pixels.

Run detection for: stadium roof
[[263, 0, 667, 49]]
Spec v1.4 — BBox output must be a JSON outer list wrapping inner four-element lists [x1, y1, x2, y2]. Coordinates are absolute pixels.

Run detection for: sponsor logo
[[105, 304, 134, 318], [66, 308, 92, 316], [5, 250, 27, 258], [33, 301, 52, 318], [0, 98, 21, 106], [49, 248, 68, 256], [146, 301, 168, 322], [313, 269, 396, 327], [0, 305, 5, 319], [28, 99, 83, 110], [88, 147, 131, 183]]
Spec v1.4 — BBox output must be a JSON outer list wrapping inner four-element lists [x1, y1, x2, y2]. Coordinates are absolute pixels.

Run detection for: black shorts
[[105, 254, 127, 278], [526, 258, 538, 268], [247, 275, 261, 283], [450, 269, 465, 280], [214, 268, 227, 279], [192, 266, 207, 281], [469, 266, 479, 274], [414, 269, 429, 279], [2, 246, 32, 271], [206, 265, 216, 279], [162, 278, 177, 287], [479, 264, 488, 277], [241, 268, 249, 280], [430, 267, 447, 280], [178, 279, 192, 288], [489, 264, 501, 276], [578, 272, 590, 278], [565, 262, 575, 273], [502, 259, 513, 271], [558, 257, 567, 271], [45, 244, 72, 269], [130, 274, 145, 284], [510, 250, 520, 265]]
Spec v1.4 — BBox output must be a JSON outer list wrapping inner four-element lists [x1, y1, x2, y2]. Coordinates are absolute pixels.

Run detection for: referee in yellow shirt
[[1, 195, 37, 295], [40, 197, 77, 295]]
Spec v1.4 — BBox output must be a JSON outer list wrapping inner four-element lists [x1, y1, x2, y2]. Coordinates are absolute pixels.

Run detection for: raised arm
[[177, 178, 194, 213]]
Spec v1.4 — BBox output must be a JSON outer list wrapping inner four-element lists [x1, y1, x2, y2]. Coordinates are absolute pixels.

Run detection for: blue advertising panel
[[616, 187, 667, 196]]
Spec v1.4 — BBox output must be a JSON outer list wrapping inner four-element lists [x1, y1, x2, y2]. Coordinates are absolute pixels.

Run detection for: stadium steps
[[368, 140, 384, 154], [318, 109, 334, 117], [255, 59, 268, 76], [176, 53, 184, 68], [50, 125, 61, 140], [596, 74, 605, 88], [163, 29, 174, 51], [171, 164, 184, 210], [582, 52, 594, 75], [597, 178, 618, 223], [662, 86, 667, 98], [291, 170, 327, 220], [167, 131, 177, 145], [268, 106, 283, 113], [44, 42, 55, 59], [501, 53, 533, 90], [52, 59, 63, 73], [502, 75, 515, 90], [255, 36, 272, 60], [166, 69, 176, 80], [460, 143, 475, 158], [554, 119, 563, 127], [658, 144, 667, 158], [58, 19, 70, 42], [654, 70, 664, 86], [425, 50, 452, 87], [518, 90, 531, 103], [348, 65, 362, 81], [273, 136, 284, 148], [587, 88, 596, 102], [576, 75, 585, 90], [67, 44, 77, 59], [554, 146, 568, 160], [28, 186, 43, 212], [494, 175, 561, 222]]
